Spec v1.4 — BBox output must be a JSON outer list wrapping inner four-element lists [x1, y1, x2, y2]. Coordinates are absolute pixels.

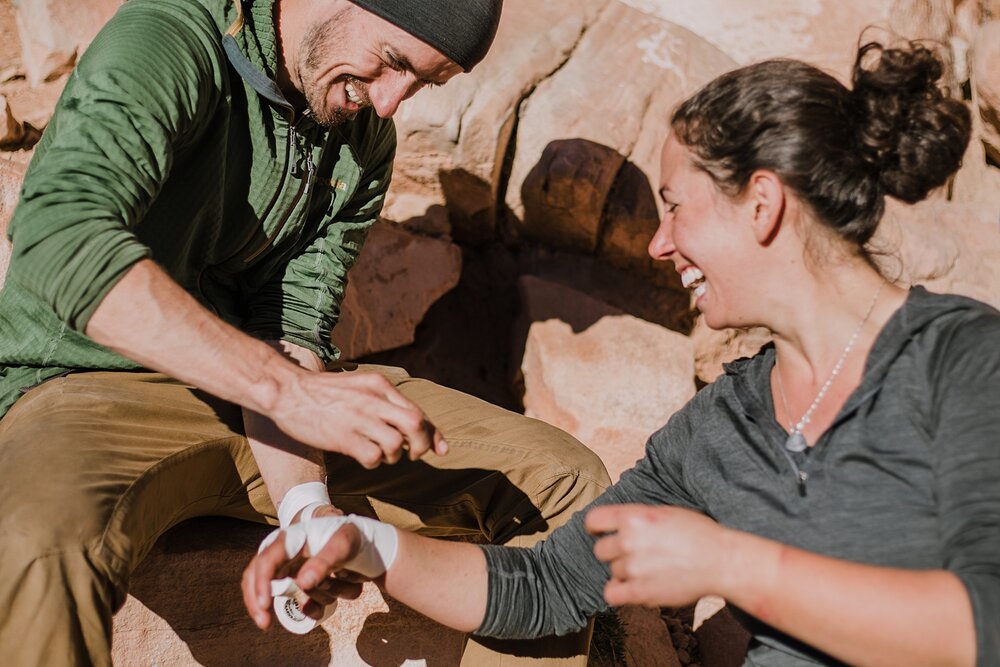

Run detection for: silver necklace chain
[[775, 281, 886, 453]]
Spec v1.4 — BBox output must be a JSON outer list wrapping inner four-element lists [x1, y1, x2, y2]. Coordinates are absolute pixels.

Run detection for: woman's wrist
[[713, 527, 783, 617]]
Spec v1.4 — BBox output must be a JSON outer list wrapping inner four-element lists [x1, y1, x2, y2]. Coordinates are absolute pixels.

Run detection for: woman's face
[[648, 135, 757, 330]]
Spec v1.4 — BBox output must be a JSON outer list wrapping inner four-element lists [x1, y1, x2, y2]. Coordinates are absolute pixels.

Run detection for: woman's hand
[[586, 504, 732, 607], [242, 522, 366, 630]]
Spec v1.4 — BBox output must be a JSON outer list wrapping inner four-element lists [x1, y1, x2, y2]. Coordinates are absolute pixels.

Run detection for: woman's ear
[[747, 170, 785, 245]]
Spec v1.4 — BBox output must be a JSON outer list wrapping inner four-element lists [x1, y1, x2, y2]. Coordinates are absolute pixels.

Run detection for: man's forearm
[[85, 259, 303, 413], [86, 258, 444, 467], [88, 261, 338, 519]]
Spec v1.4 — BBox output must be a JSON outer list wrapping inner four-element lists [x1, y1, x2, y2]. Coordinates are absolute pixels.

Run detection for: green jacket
[[0, 0, 396, 417]]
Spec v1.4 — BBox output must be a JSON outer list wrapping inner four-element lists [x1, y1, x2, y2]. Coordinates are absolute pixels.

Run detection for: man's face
[[297, 6, 464, 127]]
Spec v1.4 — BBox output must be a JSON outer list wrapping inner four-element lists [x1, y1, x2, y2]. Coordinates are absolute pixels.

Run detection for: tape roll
[[257, 516, 398, 634], [270, 577, 337, 634]]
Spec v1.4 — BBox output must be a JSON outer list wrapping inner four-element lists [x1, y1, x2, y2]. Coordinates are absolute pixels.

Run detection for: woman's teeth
[[346, 83, 363, 105], [681, 267, 707, 298], [680, 267, 705, 291]]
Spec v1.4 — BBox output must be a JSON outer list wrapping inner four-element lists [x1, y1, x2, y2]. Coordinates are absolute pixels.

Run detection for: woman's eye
[[665, 202, 679, 215]]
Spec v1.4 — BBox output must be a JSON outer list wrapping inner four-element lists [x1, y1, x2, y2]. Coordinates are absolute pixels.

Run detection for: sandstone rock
[[519, 279, 696, 481], [112, 517, 467, 666], [949, 87, 1000, 213], [956, 2, 1000, 41], [972, 21, 1000, 165], [506, 4, 735, 259], [0, 158, 27, 289], [385, 0, 610, 242], [0, 69, 67, 136], [890, 0, 964, 90], [516, 250, 694, 336], [11, 0, 122, 86], [0, 95, 24, 147], [516, 274, 625, 334], [691, 318, 771, 385], [876, 198, 1000, 308], [693, 595, 727, 631], [331, 221, 462, 360], [890, 0, 954, 47], [952, 150, 1000, 214], [618, 0, 895, 80]]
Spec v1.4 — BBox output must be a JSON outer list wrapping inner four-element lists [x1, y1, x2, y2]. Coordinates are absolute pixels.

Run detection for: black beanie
[[346, 0, 503, 72]]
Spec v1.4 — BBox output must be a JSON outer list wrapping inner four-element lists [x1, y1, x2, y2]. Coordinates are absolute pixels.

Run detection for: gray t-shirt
[[478, 287, 1000, 666]]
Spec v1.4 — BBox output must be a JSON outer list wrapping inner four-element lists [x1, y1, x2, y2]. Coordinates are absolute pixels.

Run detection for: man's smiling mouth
[[345, 81, 364, 105]]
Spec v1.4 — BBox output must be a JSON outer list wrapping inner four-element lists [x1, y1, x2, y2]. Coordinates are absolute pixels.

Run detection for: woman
[[243, 40, 999, 666]]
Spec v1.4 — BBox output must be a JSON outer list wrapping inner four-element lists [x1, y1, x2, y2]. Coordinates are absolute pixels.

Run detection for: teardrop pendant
[[784, 430, 808, 453]]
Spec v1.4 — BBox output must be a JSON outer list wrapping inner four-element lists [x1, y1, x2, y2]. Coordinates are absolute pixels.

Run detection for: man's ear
[[747, 170, 785, 245]]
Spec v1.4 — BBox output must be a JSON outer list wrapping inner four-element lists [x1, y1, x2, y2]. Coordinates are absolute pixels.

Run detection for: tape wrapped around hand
[[257, 515, 399, 634]]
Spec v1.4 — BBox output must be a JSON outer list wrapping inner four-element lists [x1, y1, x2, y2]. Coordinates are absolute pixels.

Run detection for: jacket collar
[[223, 0, 293, 110]]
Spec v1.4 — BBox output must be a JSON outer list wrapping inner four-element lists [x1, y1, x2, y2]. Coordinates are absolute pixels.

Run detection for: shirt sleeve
[[477, 397, 709, 639], [240, 117, 396, 364], [5, 0, 223, 331], [928, 308, 1000, 666]]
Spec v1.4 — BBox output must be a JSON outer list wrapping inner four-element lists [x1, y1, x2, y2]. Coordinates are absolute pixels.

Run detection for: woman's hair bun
[[851, 41, 971, 203]]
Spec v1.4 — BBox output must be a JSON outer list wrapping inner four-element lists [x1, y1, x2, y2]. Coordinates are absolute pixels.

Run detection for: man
[[0, 0, 610, 664]]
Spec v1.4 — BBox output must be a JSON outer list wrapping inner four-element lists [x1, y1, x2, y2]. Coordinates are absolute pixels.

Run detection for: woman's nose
[[647, 215, 675, 261]]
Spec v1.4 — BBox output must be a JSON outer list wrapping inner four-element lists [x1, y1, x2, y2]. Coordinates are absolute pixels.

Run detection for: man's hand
[[86, 260, 448, 472], [586, 504, 731, 608], [243, 522, 366, 631], [269, 370, 447, 469]]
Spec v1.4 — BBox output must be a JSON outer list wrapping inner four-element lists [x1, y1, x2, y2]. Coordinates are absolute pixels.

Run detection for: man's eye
[[665, 202, 679, 214]]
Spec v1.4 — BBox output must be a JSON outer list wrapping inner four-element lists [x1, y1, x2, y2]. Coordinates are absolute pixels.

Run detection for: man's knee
[[530, 442, 609, 521], [522, 417, 612, 493], [492, 418, 610, 544], [0, 540, 120, 666]]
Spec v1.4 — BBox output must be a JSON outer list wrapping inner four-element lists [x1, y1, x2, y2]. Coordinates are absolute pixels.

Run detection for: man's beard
[[298, 13, 359, 127]]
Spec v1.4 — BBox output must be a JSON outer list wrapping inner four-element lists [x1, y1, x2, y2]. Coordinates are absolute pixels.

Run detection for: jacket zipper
[[244, 111, 316, 264], [195, 109, 313, 311]]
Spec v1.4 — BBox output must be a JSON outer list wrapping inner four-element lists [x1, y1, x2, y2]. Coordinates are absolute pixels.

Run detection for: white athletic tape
[[277, 481, 332, 529], [268, 576, 337, 634], [334, 515, 399, 579], [257, 515, 398, 634]]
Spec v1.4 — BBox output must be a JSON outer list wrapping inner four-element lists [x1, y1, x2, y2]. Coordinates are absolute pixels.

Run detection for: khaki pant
[[0, 366, 610, 666]]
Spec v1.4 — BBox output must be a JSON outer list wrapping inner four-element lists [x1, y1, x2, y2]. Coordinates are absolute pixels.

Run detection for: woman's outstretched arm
[[243, 523, 489, 632]]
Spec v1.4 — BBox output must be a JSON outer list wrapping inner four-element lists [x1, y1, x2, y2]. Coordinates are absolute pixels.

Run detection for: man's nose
[[369, 73, 420, 118]]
